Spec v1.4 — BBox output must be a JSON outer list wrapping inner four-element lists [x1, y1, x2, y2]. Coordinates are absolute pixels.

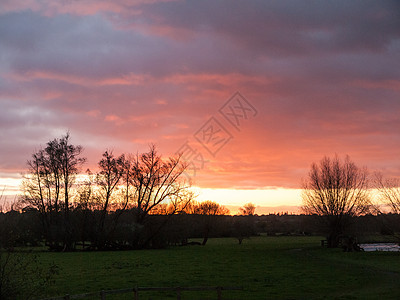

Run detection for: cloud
[[0, 0, 399, 192]]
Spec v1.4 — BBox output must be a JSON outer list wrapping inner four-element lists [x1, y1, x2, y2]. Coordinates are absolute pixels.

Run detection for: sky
[[0, 0, 399, 212]]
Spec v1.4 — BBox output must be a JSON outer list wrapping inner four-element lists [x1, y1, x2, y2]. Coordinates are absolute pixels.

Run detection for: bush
[[0, 250, 58, 299]]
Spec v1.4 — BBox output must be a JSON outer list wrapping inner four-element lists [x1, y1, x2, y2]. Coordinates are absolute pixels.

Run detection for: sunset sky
[[0, 1, 399, 212]]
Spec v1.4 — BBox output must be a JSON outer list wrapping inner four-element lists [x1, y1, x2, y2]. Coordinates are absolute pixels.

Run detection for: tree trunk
[[202, 227, 210, 246], [327, 233, 340, 248]]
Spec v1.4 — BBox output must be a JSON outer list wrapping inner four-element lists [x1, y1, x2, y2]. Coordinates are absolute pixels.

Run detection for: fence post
[[217, 287, 222, 300], [176, 287, 181, 300], [100, 290, 106, 300], [134, 286, 139, 300]]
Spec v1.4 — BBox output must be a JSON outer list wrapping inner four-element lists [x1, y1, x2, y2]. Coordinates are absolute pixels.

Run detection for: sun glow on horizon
[[193, 187, 302, 208]]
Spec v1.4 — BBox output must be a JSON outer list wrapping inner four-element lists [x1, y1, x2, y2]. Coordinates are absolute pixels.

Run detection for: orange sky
[[0, 1, 399, 210]]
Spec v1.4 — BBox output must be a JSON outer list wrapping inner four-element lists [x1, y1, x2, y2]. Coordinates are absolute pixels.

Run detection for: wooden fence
[[42, 286, 243, 300]]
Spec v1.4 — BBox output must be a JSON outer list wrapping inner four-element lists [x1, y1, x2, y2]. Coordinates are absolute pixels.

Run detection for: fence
[[42, 286, 243, 300]]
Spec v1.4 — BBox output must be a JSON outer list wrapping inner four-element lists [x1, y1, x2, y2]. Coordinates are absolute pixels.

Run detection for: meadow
[[36, 236, 400, 299]]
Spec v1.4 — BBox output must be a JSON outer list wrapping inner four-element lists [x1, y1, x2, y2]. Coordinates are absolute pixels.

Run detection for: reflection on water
[[359, 243, 400, 252]]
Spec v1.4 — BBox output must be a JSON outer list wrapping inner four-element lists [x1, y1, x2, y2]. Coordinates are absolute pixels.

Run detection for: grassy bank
[[36, 236, 400, 299]]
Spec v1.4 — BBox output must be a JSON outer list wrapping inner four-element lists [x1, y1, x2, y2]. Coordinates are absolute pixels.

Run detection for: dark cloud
[[136, 0, 400, 56]]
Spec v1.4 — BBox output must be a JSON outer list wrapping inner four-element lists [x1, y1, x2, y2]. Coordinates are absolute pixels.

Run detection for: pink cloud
[[0, 0, 160, 17], [104, 114, 124, 126], [0, 0, 399, 194], [86, 110, 101, 118]]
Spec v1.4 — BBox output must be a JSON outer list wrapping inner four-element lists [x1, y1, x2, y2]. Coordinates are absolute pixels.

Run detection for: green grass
[[35, 236, 400, 299]]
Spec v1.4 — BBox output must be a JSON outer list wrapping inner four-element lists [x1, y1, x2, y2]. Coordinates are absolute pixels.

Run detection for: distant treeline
[[1, 209, 399, 251], [4, 133, 400, 252]]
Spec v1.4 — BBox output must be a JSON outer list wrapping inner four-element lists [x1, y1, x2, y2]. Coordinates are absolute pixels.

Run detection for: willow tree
[[302, 155, 370, 247]]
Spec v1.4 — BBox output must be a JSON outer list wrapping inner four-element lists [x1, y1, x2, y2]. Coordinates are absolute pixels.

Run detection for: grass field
[[36, 236, 400, 299]]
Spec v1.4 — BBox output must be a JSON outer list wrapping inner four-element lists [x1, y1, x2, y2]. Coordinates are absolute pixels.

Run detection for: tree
[[302, 155, 370, 248], [374, 173, 400, 240], [190, 200, 230, 245], [94, 151, 125, 247], [239, 203, 256, 216], [21, 132, 86, 251], [129, 145, 194, 247], [0, 186, 5, 213], [74, 169, 96, 249], [235, 203, 256, 244], [233, 216, 254, 245], [375, 173, 400, 214], [21, 148, 56, 242]]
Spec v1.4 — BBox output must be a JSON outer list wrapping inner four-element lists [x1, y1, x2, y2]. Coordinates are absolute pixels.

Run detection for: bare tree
[[375, 173, 400, 214], [119, 154, 135, 212], [0, 186, 6, 213], [190, 200, 230, 245], [129, 145, 194, 247], [96, 152, 124, 222], [131, 145, 192, 223], [235, 202, 256, 244], [374, 173, 400, 240], [21, 132, 86, 251], [239, 203, 256, 216], [74, 169, 96, 249], [192, 200, 230, 216], [94, 151, 124, 248], [21, 149, 60, 247], [52, 133, 86, 250], [302, 155, 370, 248]]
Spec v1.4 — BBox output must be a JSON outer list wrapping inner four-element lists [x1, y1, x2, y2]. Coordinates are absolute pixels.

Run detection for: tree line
[[2, 133, 256, 251], [1, 133, 400, 251]]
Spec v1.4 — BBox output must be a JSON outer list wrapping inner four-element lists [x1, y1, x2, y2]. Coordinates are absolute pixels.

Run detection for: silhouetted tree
[[21, 132, 86, 251], [189, 200, 230, 245], [374, 173, 400, 240], [21, 148, 57, 244], [233, 217, 254, 244], [239, 203, 256, 216], [94, 151, 125, 248], [73, 169, 96, 249], [234, 203, 256, 244], [302, 155, 370, 248], [129, 145, 193, 247], [375, 173, 400, 214], [132, 146, 191, 219], [118, 154, 135, 212], [0, 186, 6, 213]]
